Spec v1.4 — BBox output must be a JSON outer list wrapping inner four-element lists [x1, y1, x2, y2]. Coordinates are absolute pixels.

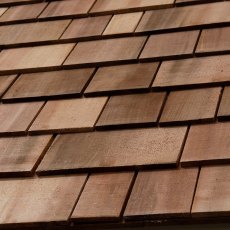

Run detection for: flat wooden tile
[[85, 62, 159, 96], [3, 68, 94, 102], [136, 2, 230, 33], [0, 74, 17, 97], [160, 88, 221, 125], [0, 44, 75, 74], [37, 127, 187, 174], [140, 31, 199, 61], [64, 37, 146, 67], [72, 172, 134, 221], [61, 15, 111, 40], [0, 175, 87, 224], [192, 165, 230, 217], [39, 0, 95, 19], [29, 97, 107, 134], [0, 102, 43, 135], [0, 20, 70, 46], [196, 27, 230, 55], [124, 168, 198, 219], [0, 3, 47, 23], [96, 92, 166, 129], [0, 8, 8, 16], [0, 135, 52, 176], [103, 12, 143, 35], [181, 123, 230, 166], [90, 0, 174, 14], [218, 87, 230, 120], [153, 55, 230, 90]]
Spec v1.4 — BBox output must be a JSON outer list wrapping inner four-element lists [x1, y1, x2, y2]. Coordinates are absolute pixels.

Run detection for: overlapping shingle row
[[0, 0, 229, 229]]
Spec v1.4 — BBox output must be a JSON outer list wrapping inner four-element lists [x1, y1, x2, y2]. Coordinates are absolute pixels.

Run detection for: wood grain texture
[[153, 55, 230, 90], [90, 0, 174, 14], [0, 135, 52, 176], [160, 88, 221, 125], [85, 63, 159, 96], [39, 0, 95, 19], [61, 15, 111, 40], [124, 168, 199, 219], [0, 0, 41, 5], [192, 165, 230, 217], [103, 12, 143, 35], [0, 102, 43, 135], [136, 2, 230, 33], [0, 20, 70, 46], [0, 74, 17, 97], [64, 37, 146, 67], [3, 68, 94, 102], [196, 27, 230, 55], [37, 127, 187, 174], [0, 44, 75, 74], [96, 92, 166, 129], [218, 86, 230, 120], [0, 3, 47, 23], [140, 31, 199, 61], [0, 175, 87, 224], [72, 172, 134, 221], [29, 97, 107, 134], [0, 8, 8, 16], [181, 122, 230, 166]]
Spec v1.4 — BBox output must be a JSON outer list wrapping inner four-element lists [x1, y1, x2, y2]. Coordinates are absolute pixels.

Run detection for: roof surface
[[0, 0, 229, 229]]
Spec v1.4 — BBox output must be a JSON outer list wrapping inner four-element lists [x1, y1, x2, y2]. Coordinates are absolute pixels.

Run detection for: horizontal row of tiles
[[0, 7, 229, 48], [0, 165, 229, 226], [1, 54, 230, 102], [0, 1, 229, 28], [1, 86, 230, 136], [1, 121, 230, 176], [0, 26, 229, 74]]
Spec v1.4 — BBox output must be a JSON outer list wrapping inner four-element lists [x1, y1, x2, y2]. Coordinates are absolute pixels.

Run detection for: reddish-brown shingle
[[3, 68, 94, 102], [140, 31, 199, 61], [160, 88, 221, 125], [85, 63, 159, 96], [196, 27, 230, 55], [0, 74, 17, 97], [64, 37, 146, 67], [124, 168, 198, 219], [37, 127, 187, 174], [72, 172, 134, 221], [0, 175, 87, 224], [96, 92, 166, 129], [192, 165, 230, 217], [181, 123, 230, 166], [29, 97, 107, 134], [218, 86, 230, 120], [0, 135, 52, 176]]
